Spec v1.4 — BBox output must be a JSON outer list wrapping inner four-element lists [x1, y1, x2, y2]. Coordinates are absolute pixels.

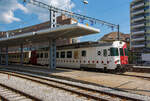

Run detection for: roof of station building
[[0, 23, 100, 47]]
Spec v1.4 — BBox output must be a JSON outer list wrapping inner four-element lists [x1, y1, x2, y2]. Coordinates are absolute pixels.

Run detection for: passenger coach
[[8, 41, 129, 72], [36, 41, 129, 72]]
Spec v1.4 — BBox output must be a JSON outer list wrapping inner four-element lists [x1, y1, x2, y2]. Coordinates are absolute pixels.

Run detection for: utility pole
[[82, 0, 88, 16], [117, 24, 120, 41]]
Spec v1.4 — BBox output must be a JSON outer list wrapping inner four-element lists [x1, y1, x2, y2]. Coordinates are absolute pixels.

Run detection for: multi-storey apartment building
[[130, 0, 150, 64]]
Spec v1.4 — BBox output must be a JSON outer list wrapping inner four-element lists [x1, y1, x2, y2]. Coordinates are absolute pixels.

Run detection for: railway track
[[0, 70, 146, 101], [0, 82, 41, 101], [118, 74, 150, 81]]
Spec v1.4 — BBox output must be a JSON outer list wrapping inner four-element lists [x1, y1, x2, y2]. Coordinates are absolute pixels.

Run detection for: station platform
[[0, 64, 150, 96], [133, 65, 150, 73]]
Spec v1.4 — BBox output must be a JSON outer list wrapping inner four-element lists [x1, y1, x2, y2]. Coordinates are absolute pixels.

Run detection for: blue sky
[[0, 0, 132, 42]]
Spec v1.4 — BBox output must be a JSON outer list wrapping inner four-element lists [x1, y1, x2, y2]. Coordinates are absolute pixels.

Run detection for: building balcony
[[132, 37, 145, 42], [132, 23, 145, 29], [131, 9, 145, 16], [132, 30, 145, 35], [132, 3, 144, 9], [132, 44, 145, 48], [132, 16, 145, 22], [132, 0, 144, 4]]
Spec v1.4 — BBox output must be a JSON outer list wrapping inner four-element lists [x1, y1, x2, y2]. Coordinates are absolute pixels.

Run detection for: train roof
[[57, 41, 116, 50]]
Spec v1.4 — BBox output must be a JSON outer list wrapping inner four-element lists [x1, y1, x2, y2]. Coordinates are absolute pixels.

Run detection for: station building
[[130, 0, 150, 64], [98, 32, 130, 44]]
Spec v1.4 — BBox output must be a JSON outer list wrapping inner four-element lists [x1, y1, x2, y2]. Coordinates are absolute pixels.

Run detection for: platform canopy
[[0, 23, 100, 47]]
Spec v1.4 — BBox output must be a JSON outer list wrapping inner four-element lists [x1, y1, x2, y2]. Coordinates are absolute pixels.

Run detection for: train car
[[6, 41, 129, 72], [35, 41, 129, 72], [8, 51, 31, 64]]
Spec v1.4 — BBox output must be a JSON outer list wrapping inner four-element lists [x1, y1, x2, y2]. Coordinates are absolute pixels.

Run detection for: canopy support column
[[49, 39, 56, 70], [5, 47, 8, 66], [20, 44, 24, 65], [0, 48, 1, 65]]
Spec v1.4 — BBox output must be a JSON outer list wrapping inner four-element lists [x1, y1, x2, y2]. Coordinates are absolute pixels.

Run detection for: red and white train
[[7, 41, 129, 72]]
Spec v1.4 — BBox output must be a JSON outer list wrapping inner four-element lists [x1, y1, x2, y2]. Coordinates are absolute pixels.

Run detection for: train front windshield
[[124, 48, 128, 56], [120, 48, 128, 56]]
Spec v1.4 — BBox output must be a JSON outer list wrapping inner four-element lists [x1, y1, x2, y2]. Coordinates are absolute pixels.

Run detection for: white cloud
[[0, 0, 75, 24], [26, 0, 75, 21], [0, 0, 28, 24]]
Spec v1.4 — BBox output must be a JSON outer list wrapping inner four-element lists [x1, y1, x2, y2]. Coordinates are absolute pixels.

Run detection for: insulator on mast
[[83, 0, 88, 4]]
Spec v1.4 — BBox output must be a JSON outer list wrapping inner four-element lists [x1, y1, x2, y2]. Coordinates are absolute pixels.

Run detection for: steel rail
[[119, 74, 150, 81], [0, 95, 9, 101], [0, 70, 143, 101], [0, 82, 42, 101]]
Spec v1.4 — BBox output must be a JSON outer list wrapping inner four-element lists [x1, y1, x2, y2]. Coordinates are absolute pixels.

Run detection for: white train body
[[36, 41, 128, 70]]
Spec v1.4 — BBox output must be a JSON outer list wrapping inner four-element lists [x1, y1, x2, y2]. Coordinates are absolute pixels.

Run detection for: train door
[[73, 50, 80, 68], [30, 51, 37, 65], [107, 48, 111, 69], [96, 47, 102, 69], [120, 44, 128, 65], [102, 48, 108, 69], [37, 51, 43, 65]]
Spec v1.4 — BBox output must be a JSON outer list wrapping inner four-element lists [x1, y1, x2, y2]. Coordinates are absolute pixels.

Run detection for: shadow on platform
[[0, 64, 72, 74]]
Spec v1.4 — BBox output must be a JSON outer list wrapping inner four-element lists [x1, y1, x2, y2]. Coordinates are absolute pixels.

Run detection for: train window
[[61, 52, 65, 58], [103, 49, 107, 57], [110, 48, 119, 56], [120, 48, 124, 56], [45, 53, 48, 58], [24, 54, 26, 58], [97, 51, 101, 56], [124, 48, 128, 56], [56, 52, 59, 58], [40, 53, 43, 58], [37, 53, 39, 58], [108, 49, 110, 56], [67, 51, 72, 58], [81, 50, 86, 57]]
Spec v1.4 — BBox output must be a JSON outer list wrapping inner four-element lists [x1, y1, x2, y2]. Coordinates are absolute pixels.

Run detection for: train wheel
[[80, 67, 84, 71], [103, 67, 108, 73]]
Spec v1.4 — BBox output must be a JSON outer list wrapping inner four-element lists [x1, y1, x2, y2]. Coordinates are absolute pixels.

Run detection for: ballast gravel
[[0, 73, 89, 101], [14, 71, 150, 101]]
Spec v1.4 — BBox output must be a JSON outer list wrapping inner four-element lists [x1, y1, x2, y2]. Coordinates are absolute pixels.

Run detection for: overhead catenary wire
[[22, 0, 120, 40], [22, 0, 118, 29]]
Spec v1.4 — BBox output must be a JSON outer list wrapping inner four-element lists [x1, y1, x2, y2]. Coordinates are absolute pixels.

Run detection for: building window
[[67, 51, 72, 58], [81, 50, 86, 57]]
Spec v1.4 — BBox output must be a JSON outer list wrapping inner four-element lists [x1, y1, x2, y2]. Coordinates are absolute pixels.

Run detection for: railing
[[132, 44, 145, 48], [132, 9, 144, 15], [132, 23, 145, 28], [132, 37, 145, 42], [132, 30, 145, 35], [132, 16, 145, 22], [132, 3, 144, 9]]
